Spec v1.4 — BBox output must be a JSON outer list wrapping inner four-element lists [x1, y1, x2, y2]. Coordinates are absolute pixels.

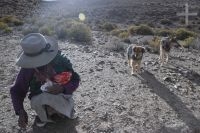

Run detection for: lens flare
[[79, 13, 86, 21]]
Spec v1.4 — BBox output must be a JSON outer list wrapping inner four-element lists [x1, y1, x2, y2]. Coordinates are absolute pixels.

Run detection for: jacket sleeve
[[10, 68, 34, 115], [60, 54, 80, 94]]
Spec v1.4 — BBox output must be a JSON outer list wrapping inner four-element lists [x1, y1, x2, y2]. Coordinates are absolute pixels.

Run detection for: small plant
[[175, 28, 196, 40], [101, 22, 117, 31], [160, 19, 172, 25], [128, 25, 154, 35]]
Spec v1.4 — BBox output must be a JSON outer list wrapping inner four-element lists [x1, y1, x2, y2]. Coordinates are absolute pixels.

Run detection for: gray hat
[[16, 33, 58, 68]]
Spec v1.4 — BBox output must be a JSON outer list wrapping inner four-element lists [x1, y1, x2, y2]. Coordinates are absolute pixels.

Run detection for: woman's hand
[[46, 84, 64, 95], [18, 109, 28, 128]]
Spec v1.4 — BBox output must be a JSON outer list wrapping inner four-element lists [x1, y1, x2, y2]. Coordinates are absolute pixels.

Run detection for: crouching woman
[[10, 33, 80, 128]]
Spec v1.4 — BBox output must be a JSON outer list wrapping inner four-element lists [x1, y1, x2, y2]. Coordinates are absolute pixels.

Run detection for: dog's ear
[[133, 47, 137, 52], [142, 47, 145, 53]]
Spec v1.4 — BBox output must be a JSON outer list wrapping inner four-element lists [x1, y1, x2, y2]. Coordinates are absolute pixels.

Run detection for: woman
[[10, 33, 80, 128]]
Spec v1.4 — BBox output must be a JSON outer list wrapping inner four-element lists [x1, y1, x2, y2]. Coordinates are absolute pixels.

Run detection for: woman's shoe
[[35, 116, 47, 127]]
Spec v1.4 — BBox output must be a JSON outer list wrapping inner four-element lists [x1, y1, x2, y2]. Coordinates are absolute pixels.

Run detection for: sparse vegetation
[[118, 31, 129, 39], [23, 18, 92, 44], [128, 25, 154, 35]]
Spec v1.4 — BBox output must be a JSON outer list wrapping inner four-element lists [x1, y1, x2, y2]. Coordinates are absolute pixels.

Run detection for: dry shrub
[[68, 23, 92, 43], [39, 26, 54, 36], [101, 22, 117, 31], [178, 37, 196, 48], [128, 25, 154, 35]]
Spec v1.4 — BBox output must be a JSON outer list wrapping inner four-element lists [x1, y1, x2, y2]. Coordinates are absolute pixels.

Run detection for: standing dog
[[127, 45, 145, 75], [159, 37, 182, 66]]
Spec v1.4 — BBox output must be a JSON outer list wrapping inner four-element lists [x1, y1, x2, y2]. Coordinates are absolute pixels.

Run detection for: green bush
[[128, 25, 154, 35], [156, 29, 174, 37], [175, 28, 196, 40], [101, 22, 117, 31], [69, 23, 92, 43], [160, 19, 172, 25]]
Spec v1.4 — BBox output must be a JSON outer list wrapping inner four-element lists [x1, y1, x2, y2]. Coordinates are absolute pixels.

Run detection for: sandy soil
[[0, 0, 200, 133]]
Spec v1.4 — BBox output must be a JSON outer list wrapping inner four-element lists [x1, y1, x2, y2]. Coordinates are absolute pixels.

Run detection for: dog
[[127, 45, 145, 75], [159, 36, 182, 66]]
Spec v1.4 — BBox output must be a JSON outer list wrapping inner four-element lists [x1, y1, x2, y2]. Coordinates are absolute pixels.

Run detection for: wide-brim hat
[[16, 33, 59, 68]]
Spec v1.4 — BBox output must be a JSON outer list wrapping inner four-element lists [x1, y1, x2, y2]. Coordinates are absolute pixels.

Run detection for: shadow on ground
[[32, 117, 79, 133], [137, 70, 200, 132]]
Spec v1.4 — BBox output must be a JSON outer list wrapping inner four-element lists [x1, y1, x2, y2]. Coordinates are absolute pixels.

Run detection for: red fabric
[[53, 72, 72, 85]]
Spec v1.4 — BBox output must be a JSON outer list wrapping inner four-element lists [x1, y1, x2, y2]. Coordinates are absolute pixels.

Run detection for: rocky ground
[[0, 0, 200, 133]]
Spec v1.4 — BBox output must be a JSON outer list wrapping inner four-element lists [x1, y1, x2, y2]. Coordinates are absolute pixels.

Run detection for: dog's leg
[[137, 60, 142, 73], [159, 45, 162, 63], [160, 50, 165, 67], [131, 60, 136, 75], [128, 59, 131, 67], [166, 52, 169, 63]]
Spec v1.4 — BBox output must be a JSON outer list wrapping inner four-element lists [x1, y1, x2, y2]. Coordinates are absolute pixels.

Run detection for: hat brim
[[16, 36, 59, 68]]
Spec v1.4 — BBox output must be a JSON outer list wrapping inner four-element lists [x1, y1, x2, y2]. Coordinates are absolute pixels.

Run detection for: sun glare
[[79, 13, 86, 21]]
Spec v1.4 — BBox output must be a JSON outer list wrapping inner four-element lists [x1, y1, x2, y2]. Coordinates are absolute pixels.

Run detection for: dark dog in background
[[127, 45, 145, 75], [159, 37, 182, 66]]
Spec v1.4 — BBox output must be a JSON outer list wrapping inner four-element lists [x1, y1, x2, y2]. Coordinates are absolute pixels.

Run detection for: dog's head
[[133, 46, 145, 60], [133, 46, 145, 53]]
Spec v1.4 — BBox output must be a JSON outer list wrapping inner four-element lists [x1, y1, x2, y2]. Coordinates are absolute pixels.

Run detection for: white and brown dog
[[159, 37, 182, 66], [127, 45, 145, 75]]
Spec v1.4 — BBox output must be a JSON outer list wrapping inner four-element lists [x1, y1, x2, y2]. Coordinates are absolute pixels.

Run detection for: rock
[[163, 76, 172, 82], [174, 83, 181, 89]]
